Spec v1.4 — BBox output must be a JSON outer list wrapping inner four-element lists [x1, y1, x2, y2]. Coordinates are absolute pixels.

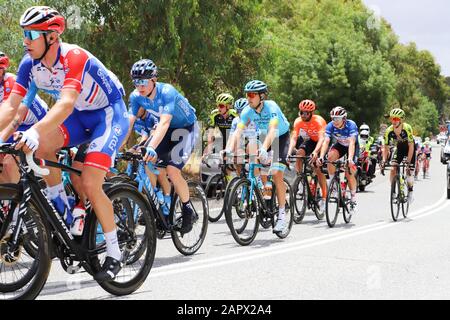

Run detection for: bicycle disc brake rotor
[[0, 236, 23, 267]]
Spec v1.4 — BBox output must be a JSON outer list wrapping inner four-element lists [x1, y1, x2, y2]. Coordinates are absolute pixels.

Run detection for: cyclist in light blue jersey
[[227, 80, 290, 234]]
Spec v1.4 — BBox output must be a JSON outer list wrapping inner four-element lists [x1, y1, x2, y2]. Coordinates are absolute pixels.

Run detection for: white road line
[[150, 193, 449, 278]]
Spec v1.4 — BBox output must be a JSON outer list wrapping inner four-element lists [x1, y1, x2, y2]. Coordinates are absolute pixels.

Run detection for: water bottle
[[163, 195, 171, 216], [155, 188, 167, 214], [341, 181, 347, 198]]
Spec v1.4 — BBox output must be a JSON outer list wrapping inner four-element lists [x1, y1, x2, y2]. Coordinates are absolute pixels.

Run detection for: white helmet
[[360, 123, 370, 135], [360, 130, 370, 139]]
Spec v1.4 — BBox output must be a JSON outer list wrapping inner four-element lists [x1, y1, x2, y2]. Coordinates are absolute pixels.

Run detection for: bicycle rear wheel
[[312, 176, 325, 221], [87, 183, 156, 296], [292, 175, 307, 224], [342, 182, 353, 224], [0, 187, 51, 300], [401, 176, 410, 218], [225, 179, 259, 246], [171, 181, 209, 256], [390, 176, 401, 221], [325, 177, 340, 228], [272, 179, 294, 239]]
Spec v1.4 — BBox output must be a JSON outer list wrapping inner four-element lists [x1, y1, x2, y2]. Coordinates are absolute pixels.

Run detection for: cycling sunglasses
[[300, 111, 312, 116], [390, 117, 401, 122], [23, 30, 48, 41], [218, 104, 228, 109], [133, 79, 150, 87], [246, 92, 259, 98], [331, 116, 345, 122]]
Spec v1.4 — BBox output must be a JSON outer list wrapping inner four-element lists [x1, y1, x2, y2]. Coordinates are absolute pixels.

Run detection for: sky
[[362, 0, 450, 76]]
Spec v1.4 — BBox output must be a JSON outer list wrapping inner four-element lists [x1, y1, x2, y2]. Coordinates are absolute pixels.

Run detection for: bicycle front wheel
[[0, 187, 51, 300], [292, 175, 307, 224], [325, 177, 340, 228], [88, 183, 157, 296], [390, 176, 401, 222], [225, 178, 259, 246]]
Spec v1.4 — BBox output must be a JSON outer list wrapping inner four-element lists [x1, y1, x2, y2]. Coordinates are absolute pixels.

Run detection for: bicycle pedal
[[67, 265, 81, 274]]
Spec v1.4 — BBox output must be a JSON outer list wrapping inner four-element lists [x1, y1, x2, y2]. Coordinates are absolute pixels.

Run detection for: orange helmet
[[298, 99, 316, 112]]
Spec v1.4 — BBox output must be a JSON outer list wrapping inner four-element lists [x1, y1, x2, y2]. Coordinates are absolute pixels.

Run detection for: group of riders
[[0, 6, 434, 287]]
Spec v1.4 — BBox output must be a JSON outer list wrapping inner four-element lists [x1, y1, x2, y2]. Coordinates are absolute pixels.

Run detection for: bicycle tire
[[292, 174, 307, 224], [273, 179, 294, 239], [225, 178, 259, 246], [87, 183, 157, 296], [325, 177, 340, 228], [171, 181, 209, 256], [205, 174, 226, 222], [0, 186, 51, 300], [312, 177, 325, 221], [390, 176, 401, 222], [342, 182, 353, 224]]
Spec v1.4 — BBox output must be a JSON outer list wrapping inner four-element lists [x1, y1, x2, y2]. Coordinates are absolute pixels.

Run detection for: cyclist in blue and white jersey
[[317, 106, 359, 214]]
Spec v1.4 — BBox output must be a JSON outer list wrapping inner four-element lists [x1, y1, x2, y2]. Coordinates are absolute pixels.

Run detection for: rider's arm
[[0, 103, 28, 142], [148, 114, 171, 150], [0, 93, 23, 134], [313, 118, 327, 155], [319, 136, 331, 159], [33, 89, 78, 136], [348, 136, 356, 162], [287, 118, 300, 156], [121, 114, 137, 150]]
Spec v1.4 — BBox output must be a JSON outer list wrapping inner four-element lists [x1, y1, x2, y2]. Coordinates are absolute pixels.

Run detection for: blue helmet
[[130, 59, 158, 79], [244, 80, 268, 93], [234, 98, 249, 114]]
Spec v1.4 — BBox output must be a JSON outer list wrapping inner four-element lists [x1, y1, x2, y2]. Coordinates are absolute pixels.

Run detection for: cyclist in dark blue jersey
[[125, 59, 199, 234], [318, 106, 359, 214]]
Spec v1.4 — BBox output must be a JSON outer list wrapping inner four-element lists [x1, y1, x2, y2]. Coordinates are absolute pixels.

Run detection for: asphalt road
[[37, 145, 450, 300]]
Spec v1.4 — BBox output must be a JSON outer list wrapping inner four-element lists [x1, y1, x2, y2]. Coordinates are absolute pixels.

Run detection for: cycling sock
[[104, 229, 122, 261], [278, 207, 285, 220], [182, 201, 193, 214], [351, 189, 357, 201]]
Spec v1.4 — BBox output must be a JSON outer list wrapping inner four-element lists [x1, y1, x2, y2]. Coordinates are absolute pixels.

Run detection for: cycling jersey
[[238, 100, 290, 137], [325, 119, 359, 147], [128, 83, 197, 129], [422, 142, 432, 154], [208, 108, 237, 138], [230, 116, 260, 139], [383, 123, 414, 146], [359, 136, 374, 153], [11, 43, 129, 172], [13, 43, 124, 111], [293, 114, 327, 142]]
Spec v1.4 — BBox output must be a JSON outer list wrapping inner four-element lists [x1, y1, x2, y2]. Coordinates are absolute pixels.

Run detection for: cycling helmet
[[234, 98, 249, 114], [20, 6, 65, 35], [389, 108, 405, 120], [360, 130, 370, 139], [298, 99, 316, 112], [0, 52, 10, 69], [216, 93, 234, 106], [360, 123, 370, 134], [244, 80, 268, 93], [130, 59, 158, 79], [425, 137, 430, 142], [330, 106, 347, 118]]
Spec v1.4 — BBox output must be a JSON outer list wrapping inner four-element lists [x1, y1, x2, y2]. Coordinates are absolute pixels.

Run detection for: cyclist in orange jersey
[[288, 99, 327, 211]]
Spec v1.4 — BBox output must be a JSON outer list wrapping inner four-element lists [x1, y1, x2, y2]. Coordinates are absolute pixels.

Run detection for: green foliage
[[1, 0, 448, 140]]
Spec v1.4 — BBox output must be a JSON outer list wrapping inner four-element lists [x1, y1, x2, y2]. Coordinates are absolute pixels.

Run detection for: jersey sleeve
[[62, 48, 91, 93], [230, 117, 239, 135], [160, 85, 178, 117], [238, 106, 251, 130], [404, 124, 414, 143], [128, 92, 141, 117], [384, 126, 393, 145], [12, 55, 34, 97], [325, 122, 333, 138], [266, 102, 280, 127], [292, 118, 301, 138], [349, 121, 358, 137]]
